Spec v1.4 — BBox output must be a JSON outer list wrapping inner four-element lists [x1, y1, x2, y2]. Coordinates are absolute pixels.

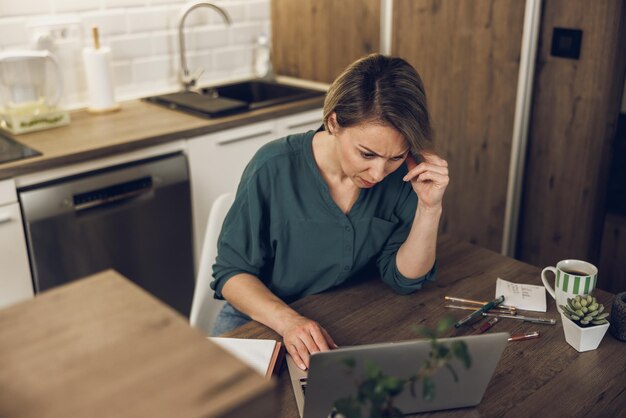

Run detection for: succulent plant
[[560, 295, 609, 327]]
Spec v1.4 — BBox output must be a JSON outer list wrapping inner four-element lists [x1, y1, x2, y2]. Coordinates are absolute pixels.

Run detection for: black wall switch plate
[[551, 27, 583, 59]]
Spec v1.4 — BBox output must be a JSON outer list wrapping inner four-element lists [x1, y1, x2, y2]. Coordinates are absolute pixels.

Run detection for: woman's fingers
[[283, 317, 337, 370], [320, 327, 339, 349], [403, 162, 449, 182], [287, 341, 309, 370]]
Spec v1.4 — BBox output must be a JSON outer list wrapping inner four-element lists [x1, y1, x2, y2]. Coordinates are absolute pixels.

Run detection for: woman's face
[[331, 115, 410, 188]]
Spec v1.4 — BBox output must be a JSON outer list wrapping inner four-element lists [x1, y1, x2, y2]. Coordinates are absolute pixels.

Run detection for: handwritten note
[[495, 277, 547, 312]]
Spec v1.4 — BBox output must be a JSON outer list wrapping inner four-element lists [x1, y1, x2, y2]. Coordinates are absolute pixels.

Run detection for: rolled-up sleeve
[[211, 165, 271, 299], [376, 186, 437, 294]]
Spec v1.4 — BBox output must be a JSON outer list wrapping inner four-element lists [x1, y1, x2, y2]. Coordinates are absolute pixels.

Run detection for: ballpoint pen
[[482, 312, 556, 325], [444, 304, 516, 315], [508, 331, 540, 342], [444, 296, 516, 311], [454, 295, 505, 328], [477, 317, 499, 334]]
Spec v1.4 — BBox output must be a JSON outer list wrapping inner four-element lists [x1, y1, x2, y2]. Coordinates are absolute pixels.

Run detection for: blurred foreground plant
[[333, 316, 471, 418]]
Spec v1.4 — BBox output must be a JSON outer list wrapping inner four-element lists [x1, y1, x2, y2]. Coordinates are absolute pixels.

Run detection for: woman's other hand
[[280, 314, 338, 370], [403, 152, 449, 210]]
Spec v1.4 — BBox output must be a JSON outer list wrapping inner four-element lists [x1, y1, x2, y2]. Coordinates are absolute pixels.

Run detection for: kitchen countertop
[[0, 79, 326, 181]]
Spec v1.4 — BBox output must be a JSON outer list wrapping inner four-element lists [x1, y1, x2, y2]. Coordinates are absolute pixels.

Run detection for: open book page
[[209, 337, 283, 378]]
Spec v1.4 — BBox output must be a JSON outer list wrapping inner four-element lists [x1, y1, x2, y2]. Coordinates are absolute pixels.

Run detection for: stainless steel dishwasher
[[18, 152, 195, 316]]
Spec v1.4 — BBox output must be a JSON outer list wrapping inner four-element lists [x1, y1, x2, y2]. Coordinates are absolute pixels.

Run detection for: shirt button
[[343, 266, 350, 271], [344, 226, 351, 232], [345, 245, 351, 251]]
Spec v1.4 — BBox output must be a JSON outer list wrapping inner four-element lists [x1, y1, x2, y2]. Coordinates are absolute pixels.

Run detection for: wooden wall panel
[[599, 214, 626, 293], [517, 0, 626, 267], [271, 0, 380, 83], [393, 0, 525, 251]]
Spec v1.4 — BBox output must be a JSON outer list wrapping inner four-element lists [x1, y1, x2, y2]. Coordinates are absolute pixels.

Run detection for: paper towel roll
[[82, 46, 118, 112]]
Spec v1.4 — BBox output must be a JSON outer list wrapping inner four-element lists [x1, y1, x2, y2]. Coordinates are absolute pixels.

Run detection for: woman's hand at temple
[[403, 152, 449, 210], [279, 313, 338, 370]]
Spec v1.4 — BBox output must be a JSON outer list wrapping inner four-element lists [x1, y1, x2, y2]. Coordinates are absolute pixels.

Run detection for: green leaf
[[433, 343, 450, 359], [341, 357, 356, 369], [451, 341, 471, 368], [409, 377, 417, 398], [414, 325, 436, 339], [445, 363, 459, 382], [365, 361, 381, 379], [333, 397, 362, 418], [382, 376, 405, 396], [436, 316, 455, 336], [422, 376, 435, 401]]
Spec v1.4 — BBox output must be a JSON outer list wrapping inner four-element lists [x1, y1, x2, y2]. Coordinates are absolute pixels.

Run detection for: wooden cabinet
[[272, 0, 380, 83], [599, 213, 626, 293], [393, 0, 525, 252], [187, 108, 323, 263], [0, 179, 34, 308]]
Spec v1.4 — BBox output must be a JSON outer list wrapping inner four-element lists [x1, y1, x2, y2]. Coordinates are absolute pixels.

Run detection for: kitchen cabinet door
[[277, 108, 323, 137], [187, 121, 278, 263], [0, 180, 34, 308]]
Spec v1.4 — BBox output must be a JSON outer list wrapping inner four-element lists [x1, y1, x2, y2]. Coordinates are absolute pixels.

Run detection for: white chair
[[190, 192, 236, 334]]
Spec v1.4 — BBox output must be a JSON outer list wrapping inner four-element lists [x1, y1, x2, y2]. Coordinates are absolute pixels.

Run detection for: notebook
[[210, 337, 284, 378], [287, 333, 509, 417]]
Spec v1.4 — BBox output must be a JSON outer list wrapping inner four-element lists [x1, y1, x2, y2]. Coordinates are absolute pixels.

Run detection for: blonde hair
[[323, 53, 433, 156]]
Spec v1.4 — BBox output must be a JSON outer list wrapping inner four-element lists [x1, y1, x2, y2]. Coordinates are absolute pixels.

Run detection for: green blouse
[[211, 129, 436, 303]]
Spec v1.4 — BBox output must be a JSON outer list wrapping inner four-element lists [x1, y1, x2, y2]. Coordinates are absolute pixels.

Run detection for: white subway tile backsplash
[[149, 0, 184, 4], [109, 34, 154, 60], [105, 0, 147, 8], [81, 11, 128, 36], [0, 18, 29, 47], [132, 55, 175, 83], [188, 26, 229, 51], [229, 22, 263, 44], [216, 2, 246, 23], [246, 0, 269, 21], [214, 45, 252, 72], [127, 7, 170, 32], [112, 61, 133, 87], [151, 32, 177, 57], [0, 0, 51, 17], [3, 0, 270, 108], [54, 0, 101, 13]]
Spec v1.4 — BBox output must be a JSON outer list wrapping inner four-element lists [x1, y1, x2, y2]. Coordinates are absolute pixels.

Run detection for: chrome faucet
[[178, 2, 231, 91]]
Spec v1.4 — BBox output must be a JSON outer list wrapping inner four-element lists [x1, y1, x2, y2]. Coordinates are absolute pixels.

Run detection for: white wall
[[0, 0, 270, 108]]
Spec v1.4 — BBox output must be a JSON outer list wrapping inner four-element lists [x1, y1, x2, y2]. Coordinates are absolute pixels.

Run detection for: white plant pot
[[560, 312, 610, 352]]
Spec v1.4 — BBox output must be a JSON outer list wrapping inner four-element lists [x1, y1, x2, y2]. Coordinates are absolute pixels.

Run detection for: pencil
[[444, 296, 516, 311]]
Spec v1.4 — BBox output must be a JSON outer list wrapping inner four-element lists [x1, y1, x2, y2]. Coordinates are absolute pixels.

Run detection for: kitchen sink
[[143, 79, 325, 118]]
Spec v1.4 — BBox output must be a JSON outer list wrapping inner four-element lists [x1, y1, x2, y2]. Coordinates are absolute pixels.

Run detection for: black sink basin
[[144, 79, 325, 118], [0, 131, 41, 164]]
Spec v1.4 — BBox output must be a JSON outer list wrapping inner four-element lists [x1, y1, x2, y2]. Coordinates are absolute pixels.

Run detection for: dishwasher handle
[[73, 176, 154, 212]]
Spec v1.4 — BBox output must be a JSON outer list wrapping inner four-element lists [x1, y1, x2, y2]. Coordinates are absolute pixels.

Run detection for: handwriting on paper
[[495, 277, 547, 312]]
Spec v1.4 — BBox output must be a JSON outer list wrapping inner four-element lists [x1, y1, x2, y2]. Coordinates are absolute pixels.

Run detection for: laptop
[[286, 332, 509, 417]]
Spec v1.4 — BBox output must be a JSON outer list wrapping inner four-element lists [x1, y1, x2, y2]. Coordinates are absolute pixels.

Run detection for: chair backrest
[[190, 192, 236, 334]]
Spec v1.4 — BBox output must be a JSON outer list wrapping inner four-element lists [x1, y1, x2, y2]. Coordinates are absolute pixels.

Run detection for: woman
[[210, 53, 449, 370]]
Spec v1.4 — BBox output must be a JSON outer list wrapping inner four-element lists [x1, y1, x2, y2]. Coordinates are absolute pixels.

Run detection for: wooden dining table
[[0, 270, 276, 418], [228, 235, 626, 417]]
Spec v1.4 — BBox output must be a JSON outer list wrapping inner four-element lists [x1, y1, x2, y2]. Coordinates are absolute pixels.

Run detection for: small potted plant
[[559, 294, 610, 352]]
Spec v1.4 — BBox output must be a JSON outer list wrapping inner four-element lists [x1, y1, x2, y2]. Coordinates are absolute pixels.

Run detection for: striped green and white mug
[[541, 259, 598, 308]]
